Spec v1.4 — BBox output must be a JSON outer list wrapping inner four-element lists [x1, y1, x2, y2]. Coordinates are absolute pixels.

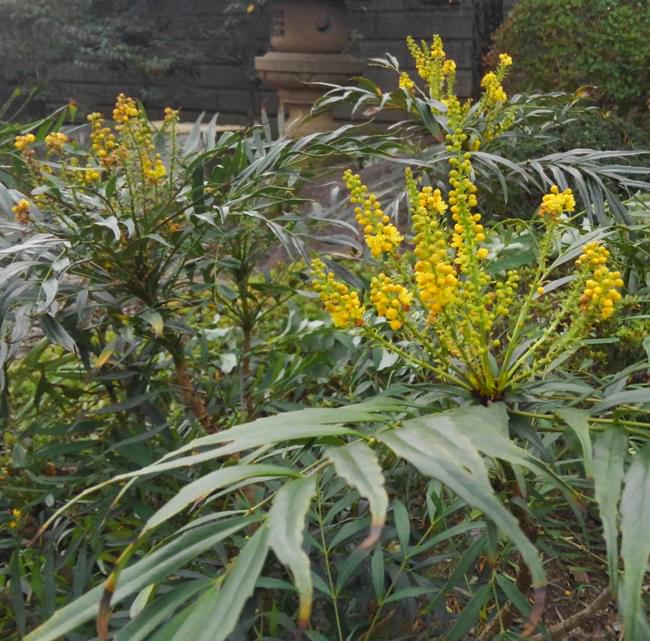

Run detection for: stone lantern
[[255, 0, 365, 134]]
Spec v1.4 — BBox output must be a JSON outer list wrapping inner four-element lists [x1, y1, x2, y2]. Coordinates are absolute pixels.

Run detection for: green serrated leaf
[[268, 476, 317, 629], [593, 428, 627, 593], [620, 443, 650, 640], [23, 518, 255, 641], [326, 441, 388, 548], [380, 408, 545, 589], [169, 526, 269, 641], [116, 580, 211, 641], [556, 408, 593, 477], [393, 499, 410, 555], [144, 464, 299, 533]]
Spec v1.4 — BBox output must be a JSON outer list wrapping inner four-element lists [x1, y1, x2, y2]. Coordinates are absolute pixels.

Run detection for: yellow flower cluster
[[499, 53, 513, 67], [493, 270, 520, 317], [406, 35, 455, 100], [84, 169, 102, 183], [447, 154, 488, 271], [407, 172, 458, 319], [343, 170, 403, 257], [12, 199, 31, 224], [88, 112, 118, 165], [442, 59, 456, 76], [310, 259, 365, 329], [113, 93, 140, 125], [144, 154, 167, 182], [476, 52, 514, 143], [576, 242, 623, 320], [7, 507, 21, 529], [480, 54, 511, 106], [370, 273, 412, 331], [399, 72, 416, 93], [164, 106, 180, 123], [480, 72, 507, 105], [45, 132, 68, 154], [100, 94, 169, 185], [14, 133, 35, 152], [539, 185, 576, 219]]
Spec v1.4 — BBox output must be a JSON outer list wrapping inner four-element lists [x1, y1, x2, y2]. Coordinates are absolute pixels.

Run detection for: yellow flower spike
[[45, 132, 69, 154], [113, 93, 140, 124], [538, 185, 576, 219], [12, 199, 31, 224], [399, 72, 416, 93], [88, 112, 118, 166], [310, 259, 365, 329], [370, 273, 412, 331], [343, 170, 403, 258], [498, 53, 513, 68], [576, 241, 622, 321], [164, 106, 180, 123], [144, 154, 167, 183], [442, 59, 456, 76], [14, 133, 36, 152]]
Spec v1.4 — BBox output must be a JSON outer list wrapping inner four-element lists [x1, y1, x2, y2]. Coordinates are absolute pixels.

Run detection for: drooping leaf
[[115, 580, 212, 641], [556, 408, 593, 477], [40, 314, 76, 354], [169, 525, 269, 641], [620, 443, 650, 640], [445, 583, 491, 641], [267, 476, 317, 629], [379, 408, 546, 591], [23, 517, 256, 641], [144, 464, 300, 533], [592, 388, 650, 414], [593, 428, 627, 593], [393, 499, 410, 556], [326, 441, 388, 548], [36, 400, 394, 544]]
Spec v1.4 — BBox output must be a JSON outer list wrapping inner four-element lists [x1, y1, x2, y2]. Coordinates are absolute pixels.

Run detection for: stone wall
[[4, 0, 506, 124]]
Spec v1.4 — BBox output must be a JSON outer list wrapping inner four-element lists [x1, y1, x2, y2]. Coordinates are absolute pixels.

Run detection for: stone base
[[255, 51, 365, 135]]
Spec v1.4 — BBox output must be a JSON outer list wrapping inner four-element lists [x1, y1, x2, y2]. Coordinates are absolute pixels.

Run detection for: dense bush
[[315, 37, 650, 227], [1, 36, 649, 641], [492, 0, 650, 115]]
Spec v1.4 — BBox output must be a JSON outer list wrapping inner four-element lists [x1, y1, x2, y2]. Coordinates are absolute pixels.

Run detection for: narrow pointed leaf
[[620, 443, 650, 640], [268, 476, 317, 629], [556, 408, 593, 477], [23, 518, 255, 641], [144, 464, 299, 533], [593, 428, 627, 593], [326, 442, 388, 548], [379, 419, 545, 589], [169, 525, 269, 641], [115, 579, 211, 641], [445, 584, 491, 641]]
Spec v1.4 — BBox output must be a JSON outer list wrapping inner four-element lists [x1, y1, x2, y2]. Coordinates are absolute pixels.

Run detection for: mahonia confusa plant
[[400, 35, 516, 149], [311, 41, 623, 401], [11, 93, 182, 233]]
